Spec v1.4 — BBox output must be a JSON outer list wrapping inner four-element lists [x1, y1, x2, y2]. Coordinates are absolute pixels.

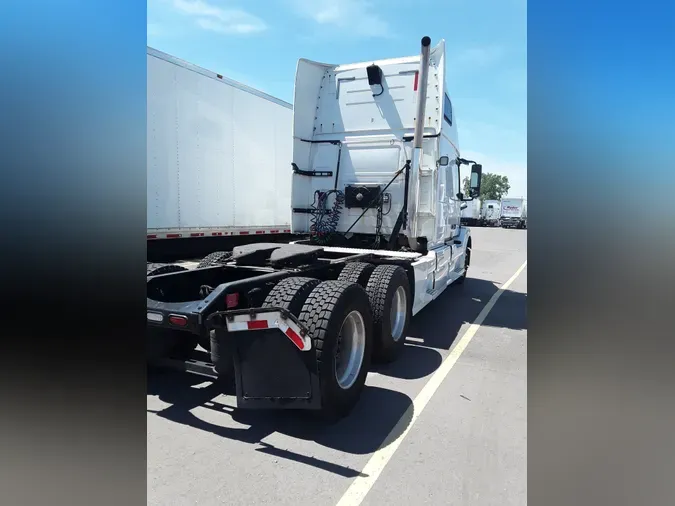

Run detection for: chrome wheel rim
[[390, 286, 407, 342], [334, 310, 366, 390]]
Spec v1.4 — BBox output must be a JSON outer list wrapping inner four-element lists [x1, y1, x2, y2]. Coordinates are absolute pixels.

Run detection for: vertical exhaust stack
[[407, 36, 432, 244], [412, 36, 432, 149]]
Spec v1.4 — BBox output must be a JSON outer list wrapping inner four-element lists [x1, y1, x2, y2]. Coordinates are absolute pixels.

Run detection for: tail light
[[168, 315, 188, 327]]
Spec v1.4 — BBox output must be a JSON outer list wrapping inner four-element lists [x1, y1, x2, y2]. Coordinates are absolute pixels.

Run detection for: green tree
[[463, 172, 510, 200]]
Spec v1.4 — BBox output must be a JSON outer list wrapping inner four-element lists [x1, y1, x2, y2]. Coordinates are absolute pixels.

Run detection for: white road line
[[335, 260, 528, 506]]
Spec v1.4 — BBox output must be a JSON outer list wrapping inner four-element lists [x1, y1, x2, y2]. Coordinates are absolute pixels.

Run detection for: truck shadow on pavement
[[147, 370, 413, 478], [373, 276, 527, 380], [147, 276, 525, 478]]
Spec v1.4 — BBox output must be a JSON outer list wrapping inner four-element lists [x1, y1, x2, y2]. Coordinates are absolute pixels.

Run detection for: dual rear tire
[[209, 263, 412, 420], [339, 263, 412, 363], [147, 263, 188, 277], [297, 280, 374, 420], [302, 263, 411, 418], [197, 251, 232, 268], [209, 276, 375, 419], [265, 276, 375, 419]]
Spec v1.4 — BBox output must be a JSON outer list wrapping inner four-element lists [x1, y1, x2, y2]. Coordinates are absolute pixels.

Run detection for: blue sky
[[148, 0, 527, 198]]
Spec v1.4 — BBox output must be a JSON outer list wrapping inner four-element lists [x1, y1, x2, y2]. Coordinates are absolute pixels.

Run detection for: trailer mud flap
[[206, 308, 321, 409]]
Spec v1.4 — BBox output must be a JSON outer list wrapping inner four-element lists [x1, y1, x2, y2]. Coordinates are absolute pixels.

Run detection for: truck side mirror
[[460, 202, 468, 210], [438, 156, 449, 166], [469, 163, 482, 198]]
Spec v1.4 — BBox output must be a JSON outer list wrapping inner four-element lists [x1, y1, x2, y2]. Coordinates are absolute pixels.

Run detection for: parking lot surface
[[148, 227, 527, 506]]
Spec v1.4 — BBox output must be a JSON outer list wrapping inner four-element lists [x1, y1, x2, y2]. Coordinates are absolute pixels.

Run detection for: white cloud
[[289, 0, 389, 38], [172, 0, 267, 35], [195, 16, 265, 35]]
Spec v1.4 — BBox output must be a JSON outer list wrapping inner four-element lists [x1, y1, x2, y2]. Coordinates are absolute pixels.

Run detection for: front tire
[[298, 280, 373, 420], [456, 242, 471, 284]]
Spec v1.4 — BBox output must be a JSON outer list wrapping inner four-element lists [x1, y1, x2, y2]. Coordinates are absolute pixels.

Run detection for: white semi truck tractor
[[481, 199, 501, 226], [146, 36, 483, 420]]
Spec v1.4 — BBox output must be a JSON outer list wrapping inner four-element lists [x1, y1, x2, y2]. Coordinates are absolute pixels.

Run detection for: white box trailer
[[500, 198, 527, 228], [460, 197, 482, 226], [147, 47, 293, 241], [146, 37, 484, 420]]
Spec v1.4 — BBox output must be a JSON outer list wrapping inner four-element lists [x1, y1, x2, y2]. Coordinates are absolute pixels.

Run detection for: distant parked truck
[[460, 197, 482, 226], [500, 198, 527, 229], [481, 199, 501, 226]]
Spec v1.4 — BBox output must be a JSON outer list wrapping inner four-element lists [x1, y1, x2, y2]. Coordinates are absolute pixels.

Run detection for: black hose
[[309, 189, 345, 244]]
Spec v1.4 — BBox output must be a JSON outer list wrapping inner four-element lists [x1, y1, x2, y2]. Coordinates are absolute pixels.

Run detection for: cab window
[[444, 93, 453, 125]]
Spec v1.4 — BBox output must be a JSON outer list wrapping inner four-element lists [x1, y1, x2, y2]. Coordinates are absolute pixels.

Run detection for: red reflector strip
[[190, 232, 204, 237], [285, 327, 305, 350], [247, 320, 268, 330], [413, 71, 419, 91], [270, 230, 279, 234], [283, 229, 291, 233], [168, 315, 188, 327], [224, 311, 311, 351], [239, 231, 249, 235], [166, 233, 181, 238], [255, 230, 264, 234], [225, 293, 239, 308], [147, 234, 157, 239], [212, 232, 222, 236]]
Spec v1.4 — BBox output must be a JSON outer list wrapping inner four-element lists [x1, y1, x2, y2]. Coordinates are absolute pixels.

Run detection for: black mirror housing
[[438, 156, 449, 166], [469, 163, 482, 198]]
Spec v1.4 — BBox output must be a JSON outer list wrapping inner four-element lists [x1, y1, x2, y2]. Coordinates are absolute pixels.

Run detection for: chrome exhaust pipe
[[412, 36, 431, 149], [407, 36, 431, 245]]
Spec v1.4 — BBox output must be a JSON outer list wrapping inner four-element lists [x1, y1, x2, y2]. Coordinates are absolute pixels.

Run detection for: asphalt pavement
[[147, 227, 527, 506]]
